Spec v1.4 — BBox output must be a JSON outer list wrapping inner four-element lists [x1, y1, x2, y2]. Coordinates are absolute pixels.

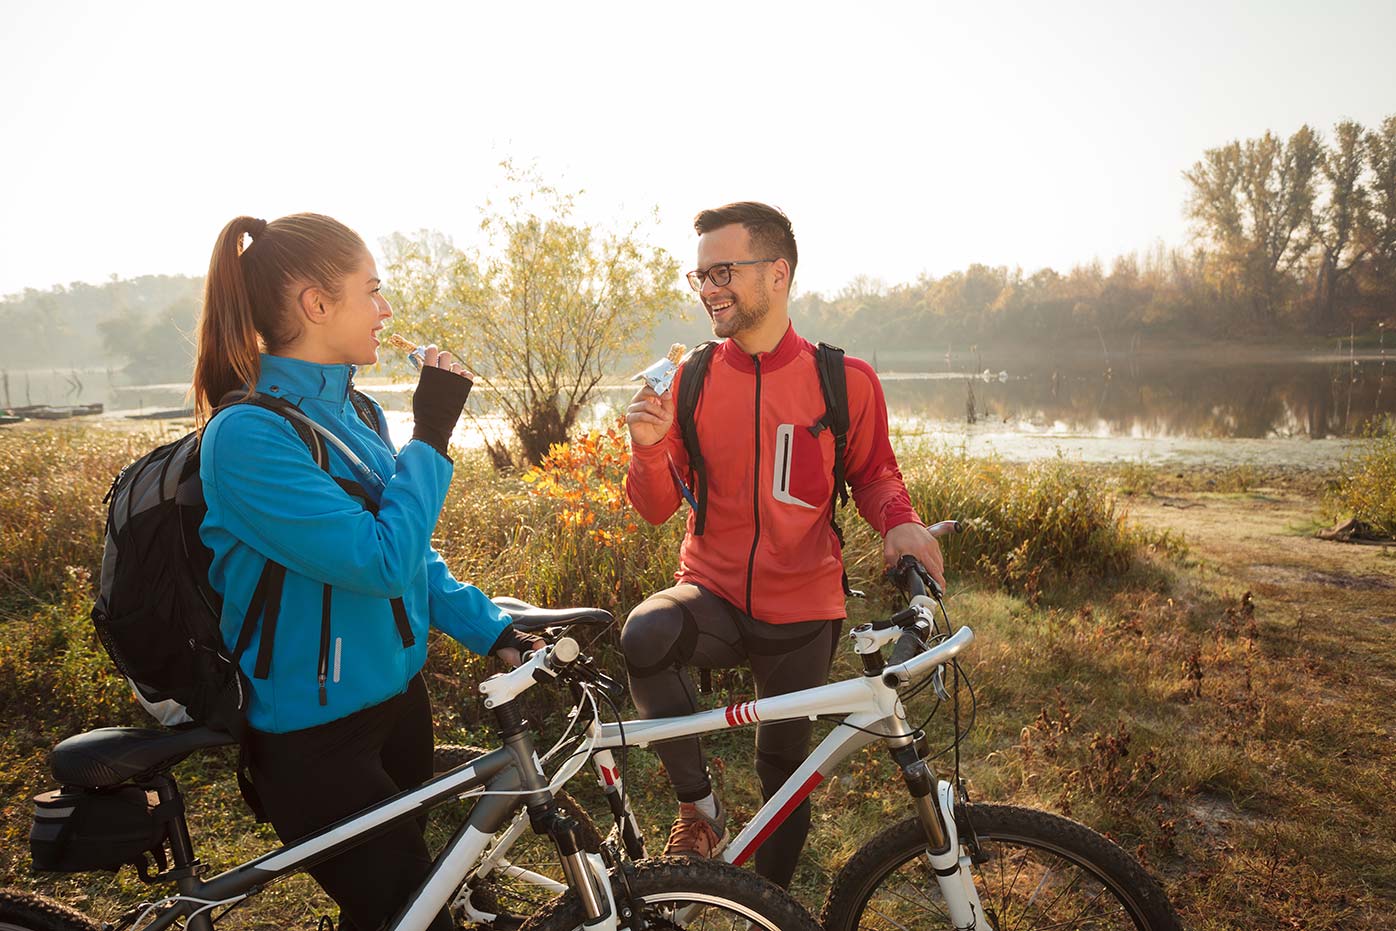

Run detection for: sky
[[2, 0, 1394, 300]]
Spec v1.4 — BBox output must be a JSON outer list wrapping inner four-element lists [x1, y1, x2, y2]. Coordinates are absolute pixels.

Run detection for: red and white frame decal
[[724, 701, 760, 727], [729, 771, 826, 866], [598, 764, 619, 787]]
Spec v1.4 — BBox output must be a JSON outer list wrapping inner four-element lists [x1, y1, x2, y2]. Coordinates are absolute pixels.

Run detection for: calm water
[[12, 353, 1392, 468]]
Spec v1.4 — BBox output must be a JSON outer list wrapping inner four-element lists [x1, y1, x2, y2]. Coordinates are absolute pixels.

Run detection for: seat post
[[149, 775, 205, 887]]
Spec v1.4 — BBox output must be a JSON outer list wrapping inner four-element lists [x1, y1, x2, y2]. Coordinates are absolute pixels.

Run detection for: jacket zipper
[[318, 585, 332, 705], [745, 356, 763, 616]]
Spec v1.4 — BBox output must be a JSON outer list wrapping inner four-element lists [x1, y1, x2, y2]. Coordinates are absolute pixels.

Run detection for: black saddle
[[50, 727, 237, 789], [491, 597, 613, 634]]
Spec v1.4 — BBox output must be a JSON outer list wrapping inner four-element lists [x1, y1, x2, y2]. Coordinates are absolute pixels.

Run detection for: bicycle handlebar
[[881, 626, 974, 688], [480, 636, 580, 707]]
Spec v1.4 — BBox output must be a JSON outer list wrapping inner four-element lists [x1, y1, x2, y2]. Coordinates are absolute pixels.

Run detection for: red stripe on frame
[[730, 772, 825, 866], [725, 705, 739, 727], [748, 702, 760, 723]]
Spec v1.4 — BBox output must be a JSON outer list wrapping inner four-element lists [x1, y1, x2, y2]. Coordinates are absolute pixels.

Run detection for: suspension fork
[[587, 727, 647, 860], [887, 725, 993, 930], [495, 699, 617, 930]]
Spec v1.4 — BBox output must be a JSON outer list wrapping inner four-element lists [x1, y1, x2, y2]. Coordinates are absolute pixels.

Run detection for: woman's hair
[[192, 213, 367, 424]]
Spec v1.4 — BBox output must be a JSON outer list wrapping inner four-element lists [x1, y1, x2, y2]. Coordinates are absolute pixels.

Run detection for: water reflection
[[878, 358, 1394, 440]]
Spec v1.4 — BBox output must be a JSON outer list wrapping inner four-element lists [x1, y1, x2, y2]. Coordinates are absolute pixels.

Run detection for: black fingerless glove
[[411, 365, 473, 457], [488, 625, 534, 659]]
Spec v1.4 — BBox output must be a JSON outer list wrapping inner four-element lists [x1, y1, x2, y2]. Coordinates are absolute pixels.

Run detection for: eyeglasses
[[686, 259, 778, 292]]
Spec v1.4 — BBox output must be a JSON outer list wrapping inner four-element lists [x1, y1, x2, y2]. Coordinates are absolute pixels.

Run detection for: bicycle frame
[[113, 742, 610, 931], [552, 625, 992, 930]]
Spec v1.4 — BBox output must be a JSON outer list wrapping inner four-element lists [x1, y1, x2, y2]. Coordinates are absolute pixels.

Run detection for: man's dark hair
[[693, 201, 798, 284]]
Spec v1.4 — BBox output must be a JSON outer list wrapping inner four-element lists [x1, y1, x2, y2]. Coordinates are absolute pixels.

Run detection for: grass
[[0, 422, 1393, 928]]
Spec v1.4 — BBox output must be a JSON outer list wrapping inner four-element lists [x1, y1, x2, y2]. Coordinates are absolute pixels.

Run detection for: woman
[[192, 213, 525, 931]]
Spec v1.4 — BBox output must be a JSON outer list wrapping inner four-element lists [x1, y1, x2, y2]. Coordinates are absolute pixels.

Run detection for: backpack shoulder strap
[[812, 342, 861, 597], [217, 391, 329, 471], [811, 342, 850, 508], [349, 389, 386, 441], [213, 391, 339, 682], [675, 341, 719, 535]]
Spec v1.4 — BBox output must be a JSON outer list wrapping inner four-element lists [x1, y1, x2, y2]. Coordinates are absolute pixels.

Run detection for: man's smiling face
[[695, 224, 772, 341]]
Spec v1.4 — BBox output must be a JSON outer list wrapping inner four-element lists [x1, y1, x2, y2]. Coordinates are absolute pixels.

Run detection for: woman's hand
[[495, 637, 546, 669], [420, 344, 473, 380], [411, 345, 473, 456], [491, 627, 546, 668]]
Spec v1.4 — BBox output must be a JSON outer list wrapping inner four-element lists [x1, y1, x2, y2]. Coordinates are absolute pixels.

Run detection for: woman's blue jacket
[[199, 354, 508, 734]]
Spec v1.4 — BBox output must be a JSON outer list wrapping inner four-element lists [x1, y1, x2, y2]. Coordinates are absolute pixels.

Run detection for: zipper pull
[[318, 673, 328, 706]]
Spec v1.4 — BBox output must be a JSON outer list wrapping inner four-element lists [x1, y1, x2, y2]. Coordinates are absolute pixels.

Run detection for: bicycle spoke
[[1044, 885, 1116, 931], [862, 902, 920, 931]]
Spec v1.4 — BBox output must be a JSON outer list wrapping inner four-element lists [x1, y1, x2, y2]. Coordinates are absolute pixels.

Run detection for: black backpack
[[675, 340, 856, 593], [90, 391, 386, 738]]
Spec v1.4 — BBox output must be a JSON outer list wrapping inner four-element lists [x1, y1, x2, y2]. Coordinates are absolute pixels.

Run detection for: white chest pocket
[[773, 424, 820, 509]]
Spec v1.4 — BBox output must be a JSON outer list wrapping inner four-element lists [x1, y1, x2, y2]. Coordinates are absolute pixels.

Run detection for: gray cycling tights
[[620, 583, 839, 888]]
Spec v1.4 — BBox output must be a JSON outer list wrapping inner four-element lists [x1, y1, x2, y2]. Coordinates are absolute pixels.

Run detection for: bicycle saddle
[[491, 596, 613, 633], [49, 727, 236, 788]]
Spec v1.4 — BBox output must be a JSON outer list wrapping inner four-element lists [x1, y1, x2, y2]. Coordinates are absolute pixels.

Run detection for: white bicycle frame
[[484, 622, 991, 930]]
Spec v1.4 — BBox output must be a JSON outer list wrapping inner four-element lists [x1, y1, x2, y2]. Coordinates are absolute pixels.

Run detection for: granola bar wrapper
[[633, 343, 687, 396]]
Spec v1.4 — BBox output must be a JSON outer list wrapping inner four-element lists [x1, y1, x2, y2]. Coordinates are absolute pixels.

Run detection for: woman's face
[[322, 250, 392, 366]]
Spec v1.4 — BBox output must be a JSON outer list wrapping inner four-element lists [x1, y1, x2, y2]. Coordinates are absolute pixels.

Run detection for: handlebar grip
[[926, 520, 962, 538], [887, 629, 925, 666], [550, 637, 580, 667]]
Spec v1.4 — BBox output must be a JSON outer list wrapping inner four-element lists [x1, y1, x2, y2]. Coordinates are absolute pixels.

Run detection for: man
[[622, 202, 944, 889]]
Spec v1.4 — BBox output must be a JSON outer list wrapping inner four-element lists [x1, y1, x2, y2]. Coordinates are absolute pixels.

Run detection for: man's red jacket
[[625, 324, 923, 623]]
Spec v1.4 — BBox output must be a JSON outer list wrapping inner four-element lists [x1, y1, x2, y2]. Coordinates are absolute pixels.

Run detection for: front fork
[[492, 698, 620, 930], [893, 739, 993, 931], [588, 735, 648, 860]]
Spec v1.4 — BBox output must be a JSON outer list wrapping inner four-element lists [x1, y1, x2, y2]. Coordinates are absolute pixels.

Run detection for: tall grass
[[4, 423, 1282, 926], [0, 428, 152, 605]]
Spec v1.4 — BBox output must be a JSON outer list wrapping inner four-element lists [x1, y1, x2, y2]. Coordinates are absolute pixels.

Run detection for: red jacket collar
[[716, 322, 804, 374]]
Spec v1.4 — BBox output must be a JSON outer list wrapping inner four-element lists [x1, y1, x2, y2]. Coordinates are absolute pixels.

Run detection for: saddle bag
[[29, 786, 167, 874]]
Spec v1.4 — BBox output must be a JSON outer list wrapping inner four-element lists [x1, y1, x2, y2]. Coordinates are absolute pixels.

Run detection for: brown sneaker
[[662, 800, 729, 858]]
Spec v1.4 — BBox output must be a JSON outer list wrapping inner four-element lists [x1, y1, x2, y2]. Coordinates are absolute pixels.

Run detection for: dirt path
[[1133, 488, 1396, 659], [1132, 488, 1396, 927]]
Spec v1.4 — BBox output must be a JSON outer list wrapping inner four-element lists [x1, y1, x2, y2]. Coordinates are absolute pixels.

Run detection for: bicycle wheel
[[822, 805, 1182, 931], [432, 745, 604, 924], [0, 890, 99, 931], [521, 857, 821, 931]]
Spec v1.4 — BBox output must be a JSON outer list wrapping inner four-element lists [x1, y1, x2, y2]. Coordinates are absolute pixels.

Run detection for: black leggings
[[621, 583, 840, 889], [247, 673, 453, 931]]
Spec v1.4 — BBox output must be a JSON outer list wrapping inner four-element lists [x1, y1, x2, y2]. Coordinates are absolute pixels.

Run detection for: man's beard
[[710, 286, 770, 339]]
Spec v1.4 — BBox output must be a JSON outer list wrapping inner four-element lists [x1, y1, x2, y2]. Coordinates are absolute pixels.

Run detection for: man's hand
[[625, 384, 675, 447], [883, 522, 946, 592]]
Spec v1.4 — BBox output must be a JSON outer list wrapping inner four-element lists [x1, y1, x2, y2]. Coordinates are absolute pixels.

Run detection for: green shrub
[[1329, 430, 1396, 537], [851, 445, 1172, 599]]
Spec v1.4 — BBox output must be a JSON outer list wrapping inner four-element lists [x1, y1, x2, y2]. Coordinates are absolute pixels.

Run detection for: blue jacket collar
[[255, 354, 357, 404]]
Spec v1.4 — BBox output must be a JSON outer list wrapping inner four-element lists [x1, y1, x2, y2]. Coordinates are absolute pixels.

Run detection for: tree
[[384, 166, 684, 465], [1184, 127, 1321, 325], [1311, 120, 1370, 333], [1361, 117, 1396, 304]]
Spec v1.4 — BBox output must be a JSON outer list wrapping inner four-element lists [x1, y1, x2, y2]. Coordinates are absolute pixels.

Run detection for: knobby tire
[[821, 804, 1182, 931], [0, 890, 99, 931], [520, 857, 820, 931]]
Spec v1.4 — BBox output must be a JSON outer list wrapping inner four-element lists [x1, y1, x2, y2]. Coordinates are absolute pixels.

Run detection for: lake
[[7, 350, 1391, 468]]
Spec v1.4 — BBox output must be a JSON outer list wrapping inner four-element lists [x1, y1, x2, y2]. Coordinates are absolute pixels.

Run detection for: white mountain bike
[[1, 628, 820, 931], [444, 520, 1184, 931]]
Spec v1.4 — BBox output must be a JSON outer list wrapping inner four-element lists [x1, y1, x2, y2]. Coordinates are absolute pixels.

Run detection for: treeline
[[770, 116, 1396, 356], [5, 116, 1393, 380], [0, 275, 202, 379]]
